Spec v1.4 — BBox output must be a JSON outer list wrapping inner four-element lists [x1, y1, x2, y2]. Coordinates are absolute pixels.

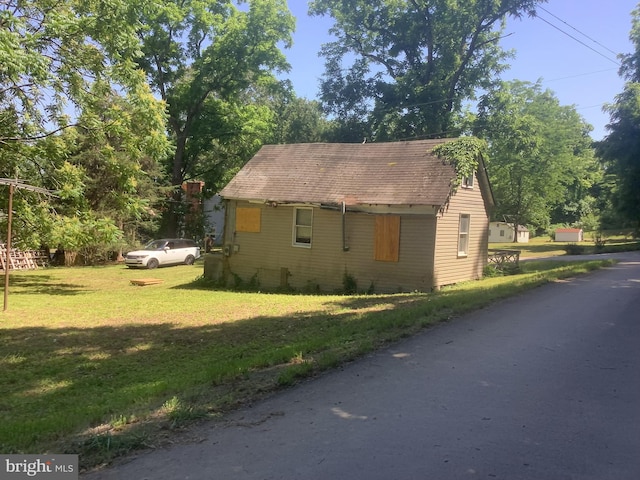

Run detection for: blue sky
[[281, 0, 638, 141]]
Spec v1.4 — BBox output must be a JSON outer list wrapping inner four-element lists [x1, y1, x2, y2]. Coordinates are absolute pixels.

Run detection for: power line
[[544, 68, 618, 83], [538, 6, 620, 57], [574, 103, 607, 112], [534, 12, 621, 66]]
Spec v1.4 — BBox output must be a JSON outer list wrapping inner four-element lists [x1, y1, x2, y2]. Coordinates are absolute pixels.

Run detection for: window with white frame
[[458, 214, 470, 256], [462, 172, 475, 188], [293, 207, 313, 247]]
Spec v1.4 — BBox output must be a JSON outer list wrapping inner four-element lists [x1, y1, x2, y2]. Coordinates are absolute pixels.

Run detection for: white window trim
[[462, 172, 475, 188], [458, 214, 470, 257], [292, 207, 313, 248]]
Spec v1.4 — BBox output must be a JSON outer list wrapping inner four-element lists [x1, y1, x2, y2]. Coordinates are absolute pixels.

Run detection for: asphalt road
[[84, 252, 640, 480]]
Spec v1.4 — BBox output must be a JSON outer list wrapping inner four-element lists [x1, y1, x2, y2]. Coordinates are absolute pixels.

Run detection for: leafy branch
[[432, 137, 487, 189]]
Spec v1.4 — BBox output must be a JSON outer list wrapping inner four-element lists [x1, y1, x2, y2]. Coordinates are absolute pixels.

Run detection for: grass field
[[0, 258, 616, 469], [491, 230, 640, 258]]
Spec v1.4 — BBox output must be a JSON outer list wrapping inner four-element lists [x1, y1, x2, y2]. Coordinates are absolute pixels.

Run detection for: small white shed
[[555, 228, 583, 242], [489, 222, 529, 243]]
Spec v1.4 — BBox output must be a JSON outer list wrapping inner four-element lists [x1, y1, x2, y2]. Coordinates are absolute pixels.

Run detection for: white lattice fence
[[0, 244, 49, 271], [487, 249, 521, 271]]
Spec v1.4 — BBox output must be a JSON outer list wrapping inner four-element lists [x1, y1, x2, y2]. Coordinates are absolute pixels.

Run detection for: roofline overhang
[[221, 196, 441, 215]]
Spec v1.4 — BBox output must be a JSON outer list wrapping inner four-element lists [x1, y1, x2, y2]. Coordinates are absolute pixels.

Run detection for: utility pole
[[3, 183, 14, 312], [1, 178, 56, 312]]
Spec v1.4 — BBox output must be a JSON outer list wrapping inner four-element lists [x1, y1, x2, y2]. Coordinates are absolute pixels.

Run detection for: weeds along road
[[84, 252, 640, 480]]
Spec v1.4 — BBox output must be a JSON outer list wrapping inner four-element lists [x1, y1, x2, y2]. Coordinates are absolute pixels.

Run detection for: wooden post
[[4, 183, 14, 312]]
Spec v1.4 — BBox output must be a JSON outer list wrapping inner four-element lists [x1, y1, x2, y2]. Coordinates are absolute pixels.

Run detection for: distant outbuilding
[[488, 222, 529, 243], [555, 228, 583, 242]]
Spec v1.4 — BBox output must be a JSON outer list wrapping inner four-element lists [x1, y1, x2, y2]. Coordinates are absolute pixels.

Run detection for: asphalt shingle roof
[[220, 139, 458, 207]]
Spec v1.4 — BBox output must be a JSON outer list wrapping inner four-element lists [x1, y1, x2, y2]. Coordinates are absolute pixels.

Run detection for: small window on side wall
[[458, 214, 470, 256], [462, 172, 474, 188], [293, 207, 313, 247]]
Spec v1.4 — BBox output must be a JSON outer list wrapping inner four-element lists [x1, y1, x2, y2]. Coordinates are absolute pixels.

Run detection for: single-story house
[[217, 139, 495, 293], [488, 222, 529, 243], [555, 228, 583, 242]]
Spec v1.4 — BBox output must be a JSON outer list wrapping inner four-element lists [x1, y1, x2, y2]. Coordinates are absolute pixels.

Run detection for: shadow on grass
[[0, 258, 622, 471], [170, 276, 221, 291], [7, 274, 88, 295], [0, 307, 416, 469]]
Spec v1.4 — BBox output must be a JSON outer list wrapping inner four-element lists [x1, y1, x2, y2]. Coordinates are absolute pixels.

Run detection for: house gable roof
[[220, 139, 481, 207]]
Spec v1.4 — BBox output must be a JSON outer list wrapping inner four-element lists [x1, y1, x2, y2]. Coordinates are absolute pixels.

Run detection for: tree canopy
[[309, 0, 543, 141], [0, 0, 165, 145], [475, 80, 598, 238], [0, 0, 169, 258], [136, 0, 295, 237], [596, 6, 640, 233]]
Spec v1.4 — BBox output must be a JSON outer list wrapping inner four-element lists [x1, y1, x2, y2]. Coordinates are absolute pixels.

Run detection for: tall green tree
[[596, 6, 640, 233], [2, 82, 169, 259], [270, 95, 331, 144], [183, 80, 331, 201], [65, 83, 170, 250], [475, 80, 597, 239], [0, 0, 164, 147], [0, 0, 169, 252], [136, 0, 295, 237], [309, 0, 543, 141]]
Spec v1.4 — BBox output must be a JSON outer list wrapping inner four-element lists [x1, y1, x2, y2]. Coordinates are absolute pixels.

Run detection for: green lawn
[[0, 259, 615, 469], [491, 230, 640, 258]]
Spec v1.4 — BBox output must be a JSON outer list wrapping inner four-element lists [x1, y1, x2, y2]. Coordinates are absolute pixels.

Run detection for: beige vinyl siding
[[226, 201, 437, 293], [433, 173, 489, 287]]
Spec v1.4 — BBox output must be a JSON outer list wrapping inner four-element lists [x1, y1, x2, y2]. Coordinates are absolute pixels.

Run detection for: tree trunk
[[117, 219, 125, 262], [163, 134, 188, 238], [64, 251, 77, 267]]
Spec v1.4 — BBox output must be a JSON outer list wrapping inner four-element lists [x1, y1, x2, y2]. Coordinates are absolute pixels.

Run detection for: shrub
[[483, 264, 503, 277], [342, 271, 357, 294], [231, 272, 261, 291], [594, 232, 607, 251], [564, 243, 587, 255]]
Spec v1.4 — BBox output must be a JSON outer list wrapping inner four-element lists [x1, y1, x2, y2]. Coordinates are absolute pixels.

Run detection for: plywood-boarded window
[[236, 207, 261, 233], [374, 215, 400, 262]]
